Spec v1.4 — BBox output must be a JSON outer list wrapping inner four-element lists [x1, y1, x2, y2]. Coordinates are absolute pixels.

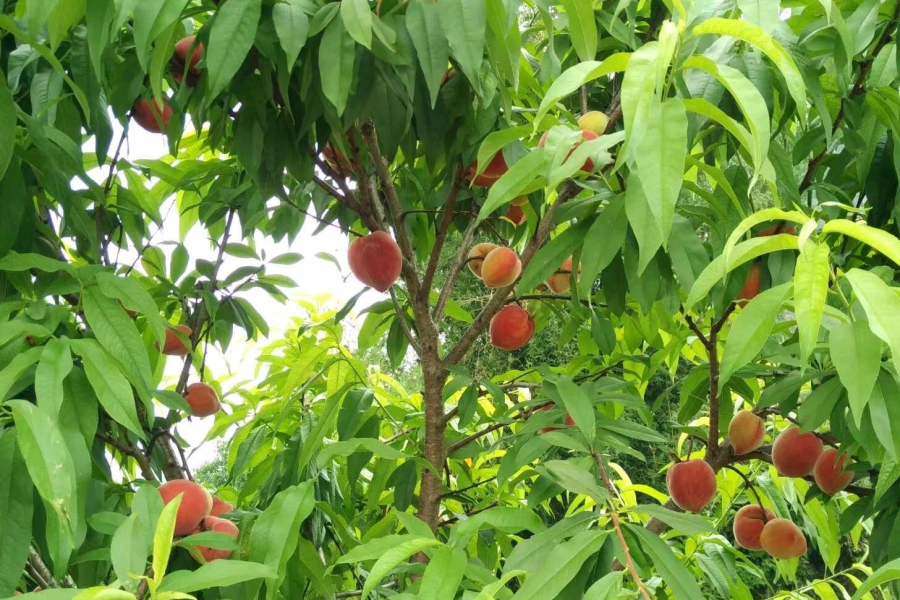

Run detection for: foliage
[[2, 0, 900, 598]]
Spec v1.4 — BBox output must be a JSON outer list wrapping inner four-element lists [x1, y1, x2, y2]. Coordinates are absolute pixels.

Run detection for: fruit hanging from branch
[[772, 426, 823, 478], [666, 458, 717, 513], [490, 305, 535, 351], [160, 324, 193, 356], [733, 504, 776, 551], [728, 410, 766, 455], [814, 448, 854, 495], [158, 480, 213, 536], [183, 382, 222, 417], [760, 518, 808, 559], [348, 231, 402, 293], [467, 243, 499, 278], [132, 98, 172, 133], [192, 516, 239, 563], [480, 247, 522, 288]]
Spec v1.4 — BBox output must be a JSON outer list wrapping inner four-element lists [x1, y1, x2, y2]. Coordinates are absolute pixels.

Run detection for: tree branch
[[97, 432, 156, 481], [421, 167, 466, 298], [433, 217, 479, 322], [389, 288, 421, 355]]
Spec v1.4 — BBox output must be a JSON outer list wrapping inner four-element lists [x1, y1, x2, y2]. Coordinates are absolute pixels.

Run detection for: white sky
[[87, 119, 377, 469]]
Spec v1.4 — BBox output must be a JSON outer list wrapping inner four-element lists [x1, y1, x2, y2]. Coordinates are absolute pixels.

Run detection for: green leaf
[[556, 376, 595, 441], [737, 0, 780, 31], [273, 0, 309, 71], [82, 286, 152, 389], [68, 339, 143, 437], [875, 456, 900, 504], [624, 174, 664, 274], [868, 370, 900, 459], [363, 538, 443, 598], [206, 0, 262, 101], [295, 538, 334, 598], [580, 195, 627, 296], [478, 149, 547, 222], [851, 557, 900, 600], [319, 16, 356, 115], [830, 321, 881, 427], [584, 573, 624, 600], [34, 338, 72, 419], [340, 0, 372, 49], [536, 53, 630, 124], [160, 561, 276, 593], [8, 401, 77, 544], [628, 505, 715, 535], [798, 377, 844, 433], [620, 42, 658, 156], [561, 0, 597, 62], [95, 273, 167, 345], [668, 215, 709, 292], [686, 234, 798, 307], [418, 545, 467, 600], [0, 346, 43, 400], [823, 219, 900, 269], [635, 97, 687, 244], [0, 321, 52, 348], [474, 125, 530, 179], [628, 525, 704, 600], [845, 269, 900, 374], [0, 74, 15, 181], [437, 0, 486, 92], [248, 482, 315, 600], [151, 494, 181, 589], [690, 18, 806, 126], [722, 208, 811, 267], [536, 460, 608, 504], [132, 0, 189, 70], [518, 218, 592, 293], [223, 243, 258, 259], [510, 530, 609, 600], [111, 514, 149, 592], [0, 251, 76, 274], [719, 283, 792, 385], [503, 513, 596, 574], [0, 431, 34, 599], [794, 242, 830, 367], [448, 507, 546, 548], [177, 531, 238, 551]]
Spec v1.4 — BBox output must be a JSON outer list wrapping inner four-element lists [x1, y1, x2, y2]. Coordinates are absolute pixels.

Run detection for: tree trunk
[[417, 360, 447, 532]]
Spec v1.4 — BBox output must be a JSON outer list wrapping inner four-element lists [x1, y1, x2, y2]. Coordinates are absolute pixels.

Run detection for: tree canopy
[[2, 0, 900, 598]]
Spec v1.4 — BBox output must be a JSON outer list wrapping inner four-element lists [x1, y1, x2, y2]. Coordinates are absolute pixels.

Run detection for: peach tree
[[2, 0, 900, 598]]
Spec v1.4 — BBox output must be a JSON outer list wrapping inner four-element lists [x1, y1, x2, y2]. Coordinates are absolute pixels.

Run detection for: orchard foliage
[[3, 0, 900, 598]]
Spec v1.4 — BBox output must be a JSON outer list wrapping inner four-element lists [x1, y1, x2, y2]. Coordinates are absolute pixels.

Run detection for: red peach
[[772, 426, 823, 478], [546, 256, 580, 293], [159, 324, 192, 356], [728, 410, 766, 455], [760, 518, 807, 559], [467, 152, 508, 187], [173, 36, 204, 74], [481, 247, 522, 288], [467, 243, 500, 279], [158, 480, 213, 536], [666, 459, 717, 513], [737, 263, 761, 303], [490, 305, 535, 351], [348, 231, 402, 293], [733, 504, 775, 551], [813, 448, 854, 495], [183, 382, 221, 417], [210, 497, 234, 516], [504, 204, 526, 226], [538, 130, 599, 172], [193, 516, 239, 562], [132, 98, 172, 134]]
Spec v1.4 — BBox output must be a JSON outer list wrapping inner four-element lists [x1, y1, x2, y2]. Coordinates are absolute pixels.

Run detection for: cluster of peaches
[[157, 480, 238, 562], [131, 36, 204, 133], [666, 410, 853, 560], [153, 323, 223, 418]]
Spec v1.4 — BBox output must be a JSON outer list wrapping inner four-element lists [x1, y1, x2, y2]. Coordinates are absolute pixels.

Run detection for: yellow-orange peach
[[490, 305, 534, 351], [737, 263, 761, 303], [578, 111, 610, 135], [467, 243, 499, 278], [814, 448, 853, 495], [193, 516, 238, 562], [133, 98, 172, 133], [210, 497, 234, 516], [183, 382, 221, 417], [159, 324, 192, 356], [772, 426, 823, 478], [728, 410, 766, 455], [733, 504, 775, 551], [666, 459, 717, 513], [504, 204, 526, 226], [158, 480, 213, 536], [760, 518, 807, 559], [467, 152, 508, 187], [481, 247, 522, 288], [348, 231, 402, 293], [546, 256, 580, 293]]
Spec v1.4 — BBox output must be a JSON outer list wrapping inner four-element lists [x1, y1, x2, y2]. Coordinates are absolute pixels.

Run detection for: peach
[[504, 204, 526, 226], [546, 256, 579, 293], [489, 305, 534, 351], [813, 448, 854, 495], [481, 247, 522, 288], [737, 263, 761, 303], [511, 195, 528, 207], [210, 497, 234, 516], [728, 410, 766, 455], [348, 231, 402, 293], [132, 98, 172, 133], [467, 151, 508, 187], [538, 130, 599, 172], [759, 518, 807, 559], [193, 516, 239, 562], [758, 225, 796, 236], [467, 243, 499, 278], [183, 382, 221, 417], [159, 324, 192, 356], [666, 459, 717, 513], [539, 405, 576, 433], [158, 479, 213, 536], [577, 111, 609, 135], [772, 426, 823, 478], [733, 504, 775, 551], [173, 36, 203, 74]]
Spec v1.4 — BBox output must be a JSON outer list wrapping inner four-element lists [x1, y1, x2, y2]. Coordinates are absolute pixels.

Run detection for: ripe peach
[[173, 36, 203, 74], [481, 247, 522, 288], [666, 459, 717, 513], [467, 243, 499, 278], [813, 448, 854, 495], [577, 111, 609, 135], [132, 98, 172, 133], [758, 225, 796, 236], [210, 497, 234, 516], [759, 518, 807, 559], [538, 130, 599, 172], [546, 256, 580, 293], [733, 504, 775, 551], [511, 195, 528, 207], [504, 204, 526, 226], [159, 324, 192, 356], [183, 382, 221, 417], [193, 516, 239, 562], [737, 263, 761, 303], [728, 410, 766, 455], [158, 479, 213, 536], [490, 305, 534, 351], [467, 152, 508, 187], [348, 231, 402, 293], [772, 426, 823, 478]]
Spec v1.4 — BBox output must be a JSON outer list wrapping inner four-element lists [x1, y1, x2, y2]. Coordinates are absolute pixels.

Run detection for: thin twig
[[440, 476, 497, 498], [724, 465, 768, 522], [97, 432, 156, 481], [389, 288, 421, 354], [421, 166, 465, 298], [28, 547, 55, 589]]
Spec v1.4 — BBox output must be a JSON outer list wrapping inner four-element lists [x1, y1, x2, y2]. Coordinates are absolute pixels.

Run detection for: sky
[[88, 120, 376, 469]]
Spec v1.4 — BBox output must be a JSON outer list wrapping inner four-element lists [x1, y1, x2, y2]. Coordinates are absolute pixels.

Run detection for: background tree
[[2, 0, 900, 599]]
